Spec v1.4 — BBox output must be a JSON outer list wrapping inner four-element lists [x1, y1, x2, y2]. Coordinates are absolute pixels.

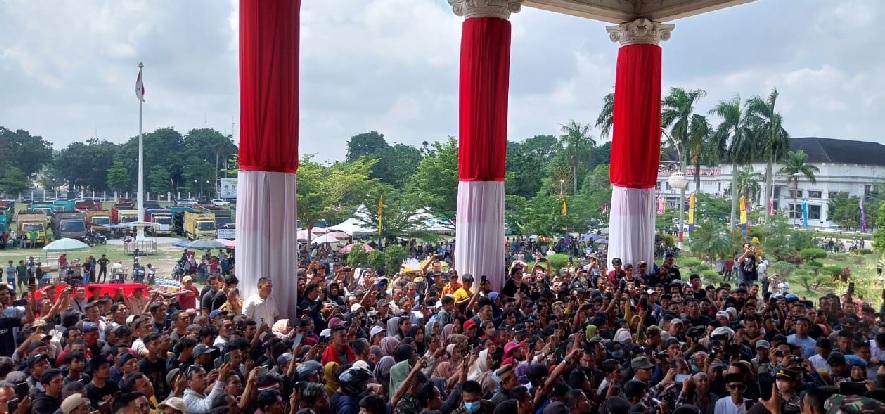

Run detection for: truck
[[145, 208, 173, 235], [17, 213, 50, 246], [184, 212, 216, 240], [29, 202, 55, 215], [213, 209, 233, 229], [51, 211, 87, 240], [111, 206, 138, 225], [86, 210, 112, 234], [75, 200, 103, 211], [53, 200, 75, 212]]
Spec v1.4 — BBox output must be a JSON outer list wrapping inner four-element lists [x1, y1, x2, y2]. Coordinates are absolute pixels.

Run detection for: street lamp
[[668, 171, 689, 249]]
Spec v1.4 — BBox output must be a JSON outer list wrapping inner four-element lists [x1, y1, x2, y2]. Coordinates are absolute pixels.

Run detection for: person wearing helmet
[[296, 360, 324, 383], [332, 366, 375, 414]]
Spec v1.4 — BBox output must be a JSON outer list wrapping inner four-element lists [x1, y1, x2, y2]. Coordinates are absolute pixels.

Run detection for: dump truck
[[29, 202, 54, 215], [75, 200, 103, 211], [170, 207, 195, 236], [184, 212, 216, 240], [17, 213, 50, 246], [212, 209, 233, 229], [86, 210, 112, 234], [145, 208, 173, 236], [51, 211, 87, 240], [53, 200, 75, 212], [111, 206, 138, 225]]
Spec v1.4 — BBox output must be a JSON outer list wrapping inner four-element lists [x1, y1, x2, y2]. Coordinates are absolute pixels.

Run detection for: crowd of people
[[0, 241, 883, 414]]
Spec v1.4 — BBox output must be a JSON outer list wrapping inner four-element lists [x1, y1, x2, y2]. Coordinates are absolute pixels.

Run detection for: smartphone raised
[[675, 374, 690, 383]]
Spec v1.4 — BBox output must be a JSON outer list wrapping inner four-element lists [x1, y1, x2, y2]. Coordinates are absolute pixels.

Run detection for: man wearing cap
[[770, 368, 802, 412], [178, 276, 199, 311]]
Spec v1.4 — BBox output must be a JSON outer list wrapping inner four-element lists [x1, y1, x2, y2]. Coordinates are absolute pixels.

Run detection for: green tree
[[0, 127, 54, 177], [106, 160, 130, 193], [595, 93, 614, 140], [871, 199, 885, 253], [148, 166, 172, 195], [181, 157, 216, 196], [405, 137, 458, 223], [688, 221, 738, 259], [556, 120, 595, 195], [506, 135, 558, 199], [0, 166, 30, 195], [710, 95, 753, 229], [777, 150, 819, 219], [116, 128, 186, 190], [53, 138, 118, 191], [356, 185, 437, 241], [735, 166, 763, 203], [297, 156, 375, 244], [346, 131, 389, 162], [746, 88, 789, 222], [661, 87, 710, 194]]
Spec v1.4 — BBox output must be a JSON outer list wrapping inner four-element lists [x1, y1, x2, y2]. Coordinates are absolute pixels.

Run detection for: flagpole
[[136, 62, 145, 240]]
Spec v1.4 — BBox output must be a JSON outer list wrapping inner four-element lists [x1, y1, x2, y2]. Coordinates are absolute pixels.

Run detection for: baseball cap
[[630, 356, 654, 370], [756, 340, 771, 349], [319, 329, 332, 339], [182, 276, 193, 283], [370, 326, 385, 337], [158, 397, 186, 413], [193, 344, 216, 357]]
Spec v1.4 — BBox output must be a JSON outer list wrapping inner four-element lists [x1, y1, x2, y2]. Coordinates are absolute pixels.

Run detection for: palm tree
[[558, 120, 595, 195], [709, 94, 754, 230], [661, 88, 707, 181], [778, 149, 819, 221], [595, 93, 614, 140], [746, 88, 790, 221], [735, 165, 764, 203]]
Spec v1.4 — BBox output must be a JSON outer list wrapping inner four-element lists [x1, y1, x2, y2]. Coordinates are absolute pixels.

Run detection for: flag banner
[[860, 197, 867, 233], [561, 196, 567, 216], [768, 196, 774, 215], [377, 191, 383, 236], [656, 193, 664, 215], [688, 193, 695, 236], [801, 199, 808, 228], [135, 67, 145, 102]]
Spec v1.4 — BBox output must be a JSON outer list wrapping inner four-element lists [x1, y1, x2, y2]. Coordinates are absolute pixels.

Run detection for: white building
[[656, 137, 885, 229]]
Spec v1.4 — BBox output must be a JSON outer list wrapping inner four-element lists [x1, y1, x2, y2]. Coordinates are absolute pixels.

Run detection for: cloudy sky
[[0, 0, 881, 162]]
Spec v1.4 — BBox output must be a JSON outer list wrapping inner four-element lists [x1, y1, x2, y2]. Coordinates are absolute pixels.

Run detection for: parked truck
[[17, 213, 50, 246], [51, 211, 87, 240], [111, 206, 138, 225], [145, 208, 173, 235], [212, 209, 233, 229], [75, 200, 103, 211], [29, 202, 55, 215], [86, 210, 112, 233], [184, 212, 216, 240], [53, 200, 75, 212]]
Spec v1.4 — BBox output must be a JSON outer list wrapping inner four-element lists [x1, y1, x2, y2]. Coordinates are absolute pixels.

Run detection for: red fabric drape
[[609, 44, 662, 189], [36, 283, 147, 300], [458, 17, 511, 182], [239, 0, 301, 173]]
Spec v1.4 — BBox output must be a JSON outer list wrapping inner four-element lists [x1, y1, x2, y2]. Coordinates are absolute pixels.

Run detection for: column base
[[235, 170, 299, 320], [454, 181, 505, 290], [607, 185, 656, 269]]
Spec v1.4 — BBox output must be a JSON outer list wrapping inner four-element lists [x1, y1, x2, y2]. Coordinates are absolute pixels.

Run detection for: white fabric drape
[[607, 185, 655, 269], [455, 181, 505, 290], [235, 170, 299, 319]]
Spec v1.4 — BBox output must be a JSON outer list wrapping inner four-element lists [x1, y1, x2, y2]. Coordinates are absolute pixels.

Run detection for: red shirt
[[178, 285, 199, 310]]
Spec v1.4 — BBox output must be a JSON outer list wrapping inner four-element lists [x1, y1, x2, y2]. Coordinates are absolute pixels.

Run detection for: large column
[[450, 0, 520, 291], [237, 0, 300, 319], [605, 18, 673, 269]]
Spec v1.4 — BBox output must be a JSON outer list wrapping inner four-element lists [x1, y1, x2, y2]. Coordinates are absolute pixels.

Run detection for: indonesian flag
[[135, 67, 145, 102]]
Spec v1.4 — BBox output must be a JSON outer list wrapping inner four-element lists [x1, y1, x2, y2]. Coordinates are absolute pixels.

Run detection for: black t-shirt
[[139, 356, 169, 397], [741, 255, 758, 281], [501, 279, 530, 297], [98, 258, 109, 269], [0, 317, 23, 357], [684, 315, 711, 327], [86, 381, 120, 408]]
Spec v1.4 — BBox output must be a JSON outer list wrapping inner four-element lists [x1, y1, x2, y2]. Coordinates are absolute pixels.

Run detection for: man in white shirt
[[714, 372, 753, 414], [242, 277, 280, 325]]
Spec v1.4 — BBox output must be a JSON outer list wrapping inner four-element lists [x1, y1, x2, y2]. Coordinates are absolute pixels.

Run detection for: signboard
[[219, 178, 237, 199], [156, 279, 181, 295], [217, 228, 235, 240]]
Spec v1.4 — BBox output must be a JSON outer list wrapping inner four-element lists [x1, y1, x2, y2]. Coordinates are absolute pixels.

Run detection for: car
[[176, 199, 198, 207], [211, 199, 231, 207]]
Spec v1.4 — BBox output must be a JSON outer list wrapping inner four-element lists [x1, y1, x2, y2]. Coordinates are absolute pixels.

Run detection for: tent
[[328, 218, 375, 237]]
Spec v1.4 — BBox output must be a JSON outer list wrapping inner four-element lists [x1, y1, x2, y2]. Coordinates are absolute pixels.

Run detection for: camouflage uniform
[[825, 395, 885, 414]]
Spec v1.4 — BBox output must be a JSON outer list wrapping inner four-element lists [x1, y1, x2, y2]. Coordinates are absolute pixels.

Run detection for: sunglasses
[[728, 383, 746, 390]]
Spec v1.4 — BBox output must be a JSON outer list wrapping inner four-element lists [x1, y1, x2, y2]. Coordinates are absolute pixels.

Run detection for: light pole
[[668, 171, 688, 249]]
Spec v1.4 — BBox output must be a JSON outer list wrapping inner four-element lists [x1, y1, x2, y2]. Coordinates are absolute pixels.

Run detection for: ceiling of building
[[524, 0, 753, 23]]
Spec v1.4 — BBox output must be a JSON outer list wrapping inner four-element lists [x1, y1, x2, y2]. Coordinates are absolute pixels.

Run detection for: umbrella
[[311, 227, 328, 234], [312, 234, 340, 244], [326, 231, 350, 239], [186, 239, 226, 249], [215, 239, 236, 249], [339, 243, 374, 254], [171, 241, 190, 248], [43, 238, 90, 252]]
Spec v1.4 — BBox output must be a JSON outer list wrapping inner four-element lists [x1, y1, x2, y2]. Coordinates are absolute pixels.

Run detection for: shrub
[[345, 244, 369, 267]]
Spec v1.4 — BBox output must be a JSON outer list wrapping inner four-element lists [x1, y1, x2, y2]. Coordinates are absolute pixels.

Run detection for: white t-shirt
[[714, 396, 751, 414], [242, 294, 280, 325]]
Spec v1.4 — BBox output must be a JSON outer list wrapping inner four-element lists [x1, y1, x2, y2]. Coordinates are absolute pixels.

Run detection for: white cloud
[[0, 0, 882, 159]]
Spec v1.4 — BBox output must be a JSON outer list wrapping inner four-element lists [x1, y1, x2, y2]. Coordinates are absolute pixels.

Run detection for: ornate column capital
[[606, 18, 674, 46], [449, 0, 523, 20]]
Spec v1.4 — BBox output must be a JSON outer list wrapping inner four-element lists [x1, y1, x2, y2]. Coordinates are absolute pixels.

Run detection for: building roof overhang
[[524, 0, 753, 23]]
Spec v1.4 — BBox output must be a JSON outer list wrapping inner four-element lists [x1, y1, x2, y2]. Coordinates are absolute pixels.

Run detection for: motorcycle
[[145, 264, 157, 286]]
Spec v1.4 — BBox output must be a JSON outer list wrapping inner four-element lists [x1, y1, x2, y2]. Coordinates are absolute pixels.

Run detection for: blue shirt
[[787, 334, 817, 358]]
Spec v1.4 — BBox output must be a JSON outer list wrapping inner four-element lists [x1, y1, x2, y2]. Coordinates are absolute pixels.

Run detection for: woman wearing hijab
[[407, 325, 427, 355], [324, 361, 340, 396], [380, 336, 400, 357]]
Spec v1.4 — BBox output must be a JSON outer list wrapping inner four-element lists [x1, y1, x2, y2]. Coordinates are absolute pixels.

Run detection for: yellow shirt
[[453, 287, 472, 302], [441, 283, 461, 297]]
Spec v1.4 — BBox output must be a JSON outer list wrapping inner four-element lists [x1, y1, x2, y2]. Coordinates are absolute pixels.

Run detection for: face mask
[[611, 350, 623, 359], [464, 401, 481, 412]]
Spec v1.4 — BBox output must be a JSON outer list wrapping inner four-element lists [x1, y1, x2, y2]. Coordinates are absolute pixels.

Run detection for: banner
[[561, 196, 568, 216], [801, 199, 808, 228], [656, 193, 665, 215], [156, 279, 182, 295], [739, 195, 748, 232], [768, 196, 774, 216], [860, 197, 867, 233], [688, 193, 695, 234], [377, 191, 384, 236]]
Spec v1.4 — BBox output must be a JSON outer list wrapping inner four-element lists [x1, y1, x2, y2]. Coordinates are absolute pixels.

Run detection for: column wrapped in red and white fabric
[[450, 0, 519, 291], [237, 0, 300, 319], [605, 19, 673, 269]]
